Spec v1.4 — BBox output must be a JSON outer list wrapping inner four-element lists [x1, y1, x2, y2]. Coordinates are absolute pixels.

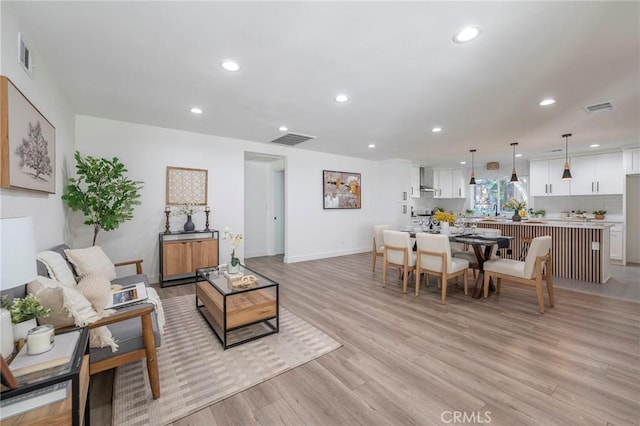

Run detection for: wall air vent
[[18, 33, 33, 76], [584, 101, 615, 113], [270, 133, 316, 146]]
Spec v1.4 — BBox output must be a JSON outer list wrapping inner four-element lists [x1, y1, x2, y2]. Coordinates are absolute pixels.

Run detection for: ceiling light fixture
[[220, 60, 240, 71], [334, 94, 349, 102], [432, 127, 442, 133], [515, 153, 523, 157], [453, 26, 481, 43], [460, 161, 467, 165], [539, 98, 556, 106], [562, 133, 573, 180], [190, 107, 203, 114], [368, 144, 376, 148], [510, 142, 519, 183], [278, 126, 288, 132], [469, 149, 477, 186], [590, 144, 600, 148]]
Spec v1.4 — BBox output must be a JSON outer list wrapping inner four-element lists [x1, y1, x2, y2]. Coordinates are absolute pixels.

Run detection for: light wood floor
[[90, 253, 640, 425]]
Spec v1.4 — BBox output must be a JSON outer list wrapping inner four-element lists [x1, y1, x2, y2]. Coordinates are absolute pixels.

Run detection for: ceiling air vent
[[17, 33, 33, 75], [584, 101, 615, 113], [270, 132, 316, 146]]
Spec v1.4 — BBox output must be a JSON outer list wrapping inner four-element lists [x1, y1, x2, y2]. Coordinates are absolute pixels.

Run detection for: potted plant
[[62, 151, 144, 245], [1, 295, 51, 341], [223, 227, 244, 274], [534, 209, 546, 218], [593, 210, 607, 220]]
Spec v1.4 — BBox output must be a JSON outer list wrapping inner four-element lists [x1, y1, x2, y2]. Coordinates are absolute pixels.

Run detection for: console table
[[159, 230, 219, 287]]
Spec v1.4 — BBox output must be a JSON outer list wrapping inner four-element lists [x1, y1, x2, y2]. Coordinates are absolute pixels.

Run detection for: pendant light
[[562, 133, 573, 180], [469, 149, 477, 185], [510, 142, 519, 183]]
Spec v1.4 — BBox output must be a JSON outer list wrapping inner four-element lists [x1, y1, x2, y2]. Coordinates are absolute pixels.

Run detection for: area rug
[[112, 294, 341, 425]]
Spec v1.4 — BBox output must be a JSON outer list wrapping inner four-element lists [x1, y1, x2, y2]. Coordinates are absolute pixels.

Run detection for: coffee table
[[195, 265, 279, 349]]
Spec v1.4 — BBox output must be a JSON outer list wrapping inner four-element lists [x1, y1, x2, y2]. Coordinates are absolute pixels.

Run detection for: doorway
[[244, 152, 285, 260]]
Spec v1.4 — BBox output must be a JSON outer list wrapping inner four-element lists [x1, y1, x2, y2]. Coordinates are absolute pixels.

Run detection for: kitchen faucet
[[494, 204, 499, 216]]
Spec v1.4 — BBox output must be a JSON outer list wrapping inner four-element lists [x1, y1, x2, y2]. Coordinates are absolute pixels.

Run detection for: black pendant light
[[510, 142, 519, 183], [562, 133, 573, 180], [469, 149, 477, 185]]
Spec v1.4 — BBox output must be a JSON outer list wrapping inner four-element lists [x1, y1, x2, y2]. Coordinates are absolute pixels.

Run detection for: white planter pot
[[13, 318, 38, 342], [440, 222, 450, 235], [227, 262, 240, 274]]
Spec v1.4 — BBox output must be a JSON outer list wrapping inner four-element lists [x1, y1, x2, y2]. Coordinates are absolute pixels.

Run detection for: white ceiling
[[5, 1, 639, 167]]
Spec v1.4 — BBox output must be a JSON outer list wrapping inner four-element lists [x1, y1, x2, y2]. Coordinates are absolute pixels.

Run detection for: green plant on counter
[[575, 209, 586, 215], [533, 209, 546, 217], [593, 210, 607, 215], [1, 294, 51, 324]]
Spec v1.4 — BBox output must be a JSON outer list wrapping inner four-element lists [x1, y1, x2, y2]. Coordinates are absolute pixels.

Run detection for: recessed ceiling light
[[460, 161, 467, 165], [539, 98, 556, 106], [220, 60, 240, 71], [334, 94, 349, 103], [515, 153, 523, 158], [453, 26, 481, 43], [590, 144, 600, 148], [278, 126, 288, 132], [368, 144, 376, 148], [432, 127, 442, 133], [190, 107, 203, 114]]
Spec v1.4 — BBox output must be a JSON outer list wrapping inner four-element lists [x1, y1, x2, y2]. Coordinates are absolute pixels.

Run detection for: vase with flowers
[[223, 227, 244, 274], [176, 203, 201, 231], [433, 211, 456, 234], [503, 197, 527, 222]]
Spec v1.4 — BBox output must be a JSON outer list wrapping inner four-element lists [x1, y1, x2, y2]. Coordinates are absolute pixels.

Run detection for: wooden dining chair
[[483, 236, 553, 313], [382, 230, 416, 294], [415, 233, 469, 304], [372, 225, 389, 271]]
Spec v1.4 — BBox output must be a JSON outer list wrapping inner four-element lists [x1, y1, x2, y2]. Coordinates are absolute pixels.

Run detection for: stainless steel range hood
[[419, 167, 436, 192]]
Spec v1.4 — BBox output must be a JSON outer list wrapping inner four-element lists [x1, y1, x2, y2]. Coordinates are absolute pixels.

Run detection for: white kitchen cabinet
[[410, 164, 421, 198], [571, 152, 623, 195], [529, 158, 571, 196], [623, 147, 640, 174], [610, 224, 623, 260], [433, 169, 465, 198], [452, 169, 466, 198]]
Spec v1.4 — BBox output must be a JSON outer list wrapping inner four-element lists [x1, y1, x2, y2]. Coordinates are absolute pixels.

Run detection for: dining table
[[405, 229, 512, 298]]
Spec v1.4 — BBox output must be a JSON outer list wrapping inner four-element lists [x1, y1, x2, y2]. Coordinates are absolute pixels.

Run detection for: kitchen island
[[475, 219, 612, 283]]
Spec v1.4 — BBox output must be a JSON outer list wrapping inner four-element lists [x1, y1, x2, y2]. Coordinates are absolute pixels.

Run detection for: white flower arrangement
[[173, 202, 202, 216], [223, 227, 244, 266]]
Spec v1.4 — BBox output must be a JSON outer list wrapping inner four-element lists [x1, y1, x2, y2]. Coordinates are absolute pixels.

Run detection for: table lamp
[[0, 216, 37, 358]]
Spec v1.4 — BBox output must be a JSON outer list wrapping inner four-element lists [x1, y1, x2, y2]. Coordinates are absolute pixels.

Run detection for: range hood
[[419, 167, 436, 192]]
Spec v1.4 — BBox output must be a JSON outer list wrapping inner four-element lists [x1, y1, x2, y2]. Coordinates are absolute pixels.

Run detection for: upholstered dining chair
[[372, 225, 389, 271], [382, 230, 416, 294], [453, 228, 502, 279], [483, 235, 553, 313], [415, 233, 469, 304]]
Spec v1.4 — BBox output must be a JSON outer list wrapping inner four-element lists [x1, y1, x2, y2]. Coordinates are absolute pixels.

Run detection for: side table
[[1, 326, 90, 426]]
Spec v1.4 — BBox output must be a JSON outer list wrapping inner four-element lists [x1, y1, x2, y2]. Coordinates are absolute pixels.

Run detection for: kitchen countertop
[[469, 218, 615, 229]]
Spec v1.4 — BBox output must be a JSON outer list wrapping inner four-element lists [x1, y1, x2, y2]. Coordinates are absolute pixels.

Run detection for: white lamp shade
[[0, 216, 37, 290]]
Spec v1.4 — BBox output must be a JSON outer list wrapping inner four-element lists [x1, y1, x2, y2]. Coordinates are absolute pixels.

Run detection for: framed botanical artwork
[[166, 166, 208, 205], [323, 170, 361, 209], [0, 76, 56, 193]]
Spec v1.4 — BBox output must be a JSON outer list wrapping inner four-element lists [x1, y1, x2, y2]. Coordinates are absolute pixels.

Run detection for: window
[[471, 177, 528, 214]]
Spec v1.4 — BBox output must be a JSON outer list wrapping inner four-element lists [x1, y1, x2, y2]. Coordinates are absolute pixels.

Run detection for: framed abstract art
[[323, 170, 361, 209]]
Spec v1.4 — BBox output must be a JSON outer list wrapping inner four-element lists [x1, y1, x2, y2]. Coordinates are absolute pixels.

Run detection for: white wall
[[75, 116, 382, 281], [244, 161, 271, 258], [0, 7, 75, 251]]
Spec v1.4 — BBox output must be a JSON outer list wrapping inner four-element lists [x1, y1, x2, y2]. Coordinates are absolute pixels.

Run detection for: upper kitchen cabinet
[[433, 169, 465, 199], [570, 152, 623, 195], [410, 164, 421, 198], [623, 147, 640, 174], [529, 158, 571, 196]]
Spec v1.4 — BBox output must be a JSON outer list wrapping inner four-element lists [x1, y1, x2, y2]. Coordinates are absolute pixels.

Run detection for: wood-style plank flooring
[[90, 253, 640, 425]]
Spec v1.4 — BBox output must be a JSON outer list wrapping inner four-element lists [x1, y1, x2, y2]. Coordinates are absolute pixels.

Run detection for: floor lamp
[[0, 216, 37, 358]]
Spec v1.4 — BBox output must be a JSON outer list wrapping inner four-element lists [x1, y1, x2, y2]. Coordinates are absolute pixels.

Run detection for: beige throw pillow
[[65, 246, 117, 281], [76, 273, 112, 315], [36, 250, 77, 287], [28, 276, 118, 351]]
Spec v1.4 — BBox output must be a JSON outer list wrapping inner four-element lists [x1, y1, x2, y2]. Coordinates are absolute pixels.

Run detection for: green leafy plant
[[575, 209, 586, 215], [62, 151, 143, 245], [503, 197, 526, 211], [593, 210, 607, 216], [534, 209, 546, 217], [2, 295, 51, 324]]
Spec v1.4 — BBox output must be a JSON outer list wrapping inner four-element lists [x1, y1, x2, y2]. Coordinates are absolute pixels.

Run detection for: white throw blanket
[[146, 287, 165, 335]]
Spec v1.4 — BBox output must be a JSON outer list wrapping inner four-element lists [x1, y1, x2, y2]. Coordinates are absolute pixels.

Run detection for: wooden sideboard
[[159, 230, 219, 287]]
